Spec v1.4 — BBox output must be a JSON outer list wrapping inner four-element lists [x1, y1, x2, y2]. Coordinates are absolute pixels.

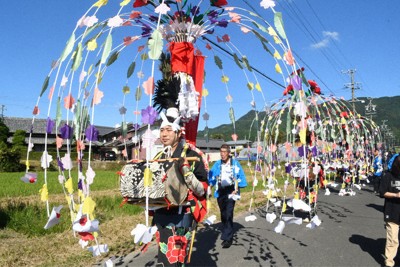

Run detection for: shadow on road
[[349, 234, 385, 265]]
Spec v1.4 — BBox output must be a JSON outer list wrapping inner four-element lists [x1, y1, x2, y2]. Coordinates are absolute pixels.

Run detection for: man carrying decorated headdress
[[150, 50, 209, 266]]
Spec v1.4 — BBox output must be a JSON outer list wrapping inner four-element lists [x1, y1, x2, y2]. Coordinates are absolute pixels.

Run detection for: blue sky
[[1, 0, 399, 134]]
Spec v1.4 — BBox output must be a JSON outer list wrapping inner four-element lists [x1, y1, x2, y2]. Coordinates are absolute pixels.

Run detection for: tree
[[12, 129, 26, 149], [0, 119, 10, 144], [210, 133, 225, 140]]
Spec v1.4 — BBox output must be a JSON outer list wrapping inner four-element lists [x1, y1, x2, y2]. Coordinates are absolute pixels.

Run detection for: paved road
[[98, 185, 394, 267]]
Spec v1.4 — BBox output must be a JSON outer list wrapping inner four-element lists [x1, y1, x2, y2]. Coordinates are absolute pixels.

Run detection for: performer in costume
[[379, 154, 400, 267], [208, 144, 247, 248], [152, 107, 208, 266]]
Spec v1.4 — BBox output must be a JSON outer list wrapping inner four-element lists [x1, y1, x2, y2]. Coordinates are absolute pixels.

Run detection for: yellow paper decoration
[[82, 197, 96, 219], [78, 189, 84, 200], [282, 202, 287, 213], [341, 117, 346, 124], [341, 183, 345, 189], [309, 194, 314, 203], [202, 88, 209, 97], [144, 167, 153, 187], [221, 75, 229, 83], [273, 50, 281, 59], [25, 160, 30, 171], [87, 39, 98, 51], [273, 35, 282, 44], [294, 192, 299, 200], [255, 83, 261, 91], [65, 195, 72, 206], [39, 184, 48, 202], [120, 0, 130, 6], [299, 128, 306, 144], [275, 63, 282, 74], [93, 0, 108, 7], [65, 178, 74, 194]]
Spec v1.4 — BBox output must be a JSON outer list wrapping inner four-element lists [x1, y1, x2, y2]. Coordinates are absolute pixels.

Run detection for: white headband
[[160, 108, 181, 131]]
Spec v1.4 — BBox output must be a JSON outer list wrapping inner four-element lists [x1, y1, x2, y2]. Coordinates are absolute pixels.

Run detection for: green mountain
[[198, 95, 400, 147]]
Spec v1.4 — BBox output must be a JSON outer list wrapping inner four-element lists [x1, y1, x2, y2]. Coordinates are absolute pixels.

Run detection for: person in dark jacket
[[379, 153, 400, 267]]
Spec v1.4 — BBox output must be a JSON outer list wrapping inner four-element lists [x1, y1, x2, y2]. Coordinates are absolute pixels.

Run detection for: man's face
[[220, 148, 230, 162], [160, 125, 180, 147]]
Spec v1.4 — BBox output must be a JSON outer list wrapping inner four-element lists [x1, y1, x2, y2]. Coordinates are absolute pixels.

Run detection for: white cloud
[[323, 31, 339, 40], [311, 31, 339, 49]]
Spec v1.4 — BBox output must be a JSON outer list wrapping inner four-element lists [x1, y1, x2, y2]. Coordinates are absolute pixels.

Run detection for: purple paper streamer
[[60, 124, 73, 139], [85, 125, 99, 142]]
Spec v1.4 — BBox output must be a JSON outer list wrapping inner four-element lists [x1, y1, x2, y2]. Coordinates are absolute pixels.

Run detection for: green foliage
[[0, 170, 141, 236], [12, 129, 26, 148], [0, 147, 23, 172], [199, 96, 400, 144], [0, 119, 10, 143]]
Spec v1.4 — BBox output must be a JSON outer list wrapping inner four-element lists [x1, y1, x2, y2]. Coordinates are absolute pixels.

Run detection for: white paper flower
[[88, 244, 108, 257], [61, 153, 73, 170], [260, 0, 276, 9], [155, 3, 170, 14], [107, 15, 123, 27], [131, 224, 157, 244], [41, 151, 53, 169], [20, 172, 37, 183], [204, 215, 217, 225], [28, 142, 34, 152], [274, 220, 285, 234], [86, 167, 95, 185], [245, 215, 257, 222], [266, 213, 277, 223], [79, 239, 89, 249], [44, 205, 63, 229]]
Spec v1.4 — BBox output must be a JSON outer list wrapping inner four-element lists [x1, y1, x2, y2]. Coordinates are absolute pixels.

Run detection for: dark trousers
[[217, 186, 236, 241], [373, 175, 381, 192]]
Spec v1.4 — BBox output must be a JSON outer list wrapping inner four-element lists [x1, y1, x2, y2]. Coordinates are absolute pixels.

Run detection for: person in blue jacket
[[208, 144, 247, 249], [373, 149, 383, 194]]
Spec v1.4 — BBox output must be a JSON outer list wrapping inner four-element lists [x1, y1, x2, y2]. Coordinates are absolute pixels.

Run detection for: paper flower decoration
[[21, 172, 37, 183], [274, 220, 285, 234], [88, 244, 109, 257], [245, 215, 257, 222], [107, 15, 123, 27], [41, 151, 53, 169], [131, 224, 157, 244], [266, 212, 277, 223], [133, 0, 150, 8], [119, 106, 127, 115], [203, 215, 217, 225], [46, 117, 55, 134], [92, 87, 104, 105], [85, 125, 99, 142], [73, 215, 100, 233], [141, 106, 157, 125], [60, 124, 73, 139], [61, 153, 73, 170], [44, 205, 63, 229], [260, 0, 276, 9], [32, 105, 39, 115], [86, 167, 96, 185]]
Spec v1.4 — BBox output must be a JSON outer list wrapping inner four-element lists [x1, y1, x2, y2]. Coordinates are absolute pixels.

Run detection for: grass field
[[0, 162, 292, 266]]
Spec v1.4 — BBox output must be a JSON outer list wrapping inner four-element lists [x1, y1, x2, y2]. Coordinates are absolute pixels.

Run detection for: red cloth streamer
[[185, 54, 205, 146], [170, 42, 195, 75]]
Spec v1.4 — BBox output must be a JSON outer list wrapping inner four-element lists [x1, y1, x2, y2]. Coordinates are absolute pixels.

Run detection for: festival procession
[[0, 0, 399, 266]]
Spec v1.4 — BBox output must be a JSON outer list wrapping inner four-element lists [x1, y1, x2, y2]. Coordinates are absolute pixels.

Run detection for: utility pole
[[364, 98, 377, 120], [342, 69, 362, 114]]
